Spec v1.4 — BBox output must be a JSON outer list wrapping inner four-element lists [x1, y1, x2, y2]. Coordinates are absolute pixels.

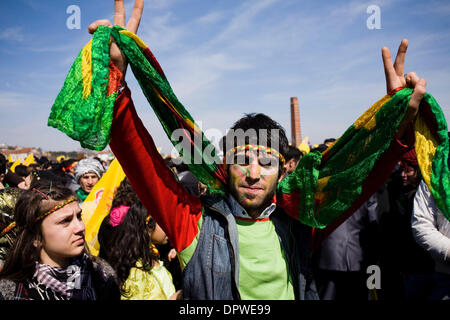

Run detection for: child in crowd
[[99, 200, 180, 300]]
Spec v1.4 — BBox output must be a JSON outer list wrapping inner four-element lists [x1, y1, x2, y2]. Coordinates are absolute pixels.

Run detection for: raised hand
[[87, 0, 144, 76], [382, 39, 427, 142], [382, 39, 408, 94]]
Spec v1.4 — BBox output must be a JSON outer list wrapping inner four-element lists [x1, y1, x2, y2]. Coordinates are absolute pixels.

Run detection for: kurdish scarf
[[48, 25, 450, 229], [76, 188, 89, 203], [16, 254, 96, 300]]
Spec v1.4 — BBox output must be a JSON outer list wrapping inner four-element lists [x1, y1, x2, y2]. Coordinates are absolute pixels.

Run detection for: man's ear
[[283, 159, 295, 173]]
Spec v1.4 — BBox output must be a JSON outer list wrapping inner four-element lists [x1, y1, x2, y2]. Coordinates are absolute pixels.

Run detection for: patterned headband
[[224, 144, 285, 166], [35, 198, 78, 222], [62, 161, 78, 172], [0, 198, 78, 237]]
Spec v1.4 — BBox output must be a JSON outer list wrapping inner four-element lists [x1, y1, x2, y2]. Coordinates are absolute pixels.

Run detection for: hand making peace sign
[[86, 0, 426, 143], [88, 0, 144, 77], [382, 39, 427, 141]]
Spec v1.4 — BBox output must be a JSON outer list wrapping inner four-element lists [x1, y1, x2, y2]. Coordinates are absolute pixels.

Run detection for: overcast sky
[[0, 0, 449, 154]]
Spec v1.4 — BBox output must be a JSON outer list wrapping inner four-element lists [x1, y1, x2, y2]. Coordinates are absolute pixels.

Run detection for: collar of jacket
[[203, 193, 276, 220]]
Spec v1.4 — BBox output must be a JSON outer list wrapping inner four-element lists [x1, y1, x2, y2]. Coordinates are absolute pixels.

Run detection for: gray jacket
[[182, 194, 319, 300], [412, 181, 450, 274], [317, 194, 379, 271]]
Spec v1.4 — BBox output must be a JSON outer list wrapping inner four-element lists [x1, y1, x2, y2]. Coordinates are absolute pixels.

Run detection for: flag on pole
[[80, 158, 126, 256]]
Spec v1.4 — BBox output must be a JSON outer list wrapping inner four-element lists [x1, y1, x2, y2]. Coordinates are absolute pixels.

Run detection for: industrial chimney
[[290, 97, 302, 147]]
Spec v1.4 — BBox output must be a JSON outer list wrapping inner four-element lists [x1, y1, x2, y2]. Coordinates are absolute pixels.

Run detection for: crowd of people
[[0, 133, 448, 300], [0, 153, 187, 300], [0, 0, 448, 301]]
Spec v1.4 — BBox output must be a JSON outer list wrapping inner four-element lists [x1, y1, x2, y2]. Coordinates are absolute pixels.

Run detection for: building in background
[[290, 97, 302, 147]]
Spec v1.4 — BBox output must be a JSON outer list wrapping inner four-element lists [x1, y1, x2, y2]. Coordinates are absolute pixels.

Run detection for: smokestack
[[290, 97, 302, 147]]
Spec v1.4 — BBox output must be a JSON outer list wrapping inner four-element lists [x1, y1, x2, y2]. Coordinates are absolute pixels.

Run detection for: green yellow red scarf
[[48, 26, 449, 228]]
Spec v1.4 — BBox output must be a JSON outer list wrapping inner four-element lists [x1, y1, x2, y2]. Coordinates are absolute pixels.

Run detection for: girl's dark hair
[[100, 201, 156, 296], [98, 178, 139, 262], [0, 186, 76, 281], [111, 178, 139, 209]]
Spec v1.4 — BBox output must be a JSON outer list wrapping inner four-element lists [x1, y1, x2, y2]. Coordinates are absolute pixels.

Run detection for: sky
[[0, 0, 449, 155]]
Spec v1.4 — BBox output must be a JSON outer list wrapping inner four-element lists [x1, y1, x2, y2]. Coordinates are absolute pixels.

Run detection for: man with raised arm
[[77, 0, 429, 300]]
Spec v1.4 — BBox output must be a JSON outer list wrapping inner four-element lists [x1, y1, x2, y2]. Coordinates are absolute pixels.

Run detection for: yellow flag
[[23, 154, 35, 166], [57, 155, 67, 163], [81, 158, 126, 255], [10, 158, 21, 172], [298, 136, 310, 154], [7, 155, 12, 163]]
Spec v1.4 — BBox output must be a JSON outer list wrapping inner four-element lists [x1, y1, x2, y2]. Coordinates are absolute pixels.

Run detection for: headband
[[62, 161, 78, 172], [225, 144, 285, 166], [0, 198, 78, 237], [36, 198, 78, 222]]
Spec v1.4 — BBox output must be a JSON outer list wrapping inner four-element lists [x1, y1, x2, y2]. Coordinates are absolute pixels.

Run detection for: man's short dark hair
[[14, 165, 28, 178], [221, 113, 289, 159], [311, 144, 328, 153], [285, 146, 302, 162], [0, 153, 6, 175]]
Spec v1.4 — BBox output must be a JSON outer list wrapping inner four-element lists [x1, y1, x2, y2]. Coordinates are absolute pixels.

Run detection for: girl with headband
[[0, 186, 120, 300]]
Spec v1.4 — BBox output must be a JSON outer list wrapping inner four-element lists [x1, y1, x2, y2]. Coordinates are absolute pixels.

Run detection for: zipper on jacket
[[208, 206, 242, 300]]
